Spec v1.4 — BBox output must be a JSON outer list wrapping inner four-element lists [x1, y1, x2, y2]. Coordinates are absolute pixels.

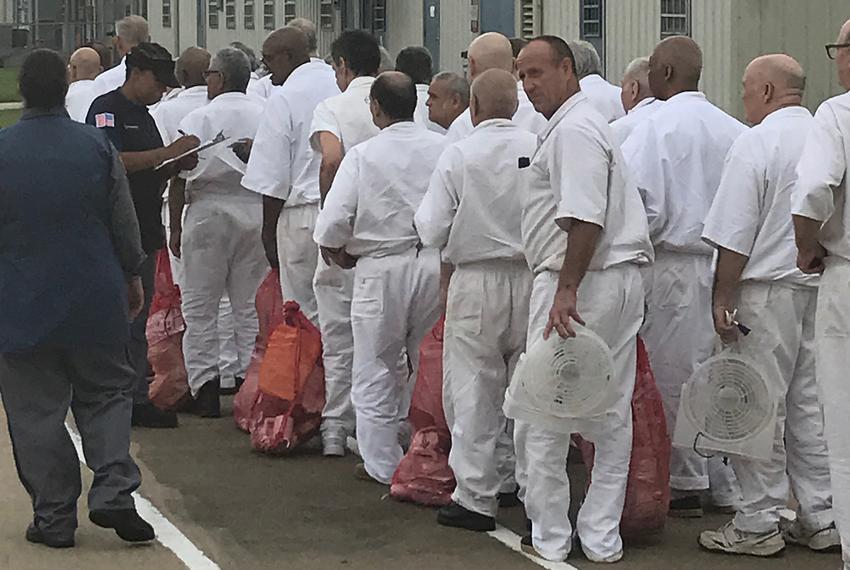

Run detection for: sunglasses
[[825, 43, 850, 60]]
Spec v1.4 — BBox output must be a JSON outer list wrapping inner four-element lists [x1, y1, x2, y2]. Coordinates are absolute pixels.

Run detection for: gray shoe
[[699, 522, 785, 557], [783, 521, 841, 553]]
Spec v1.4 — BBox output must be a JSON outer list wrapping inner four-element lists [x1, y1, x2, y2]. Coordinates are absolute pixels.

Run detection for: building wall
[[439, 0, 475, 73], [691, 0, 734, 112], [538, 0, 579, 40], [384, 0, 422, 58], [605, 0, 657, 83]]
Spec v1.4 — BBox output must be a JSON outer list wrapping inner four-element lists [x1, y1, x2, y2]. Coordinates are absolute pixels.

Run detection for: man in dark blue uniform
[[0, 49, 155, 548], [87, 42, 199, 428]]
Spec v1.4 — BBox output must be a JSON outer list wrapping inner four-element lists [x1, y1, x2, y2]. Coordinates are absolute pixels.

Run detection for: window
[[162, 0, 171, 27], [520, 0, 536, 39], [265, 0, 278, 29], [225, 0, 235, 28], [282, 0, 295, 24], [581, 0, 602, 38], [372, 0, 386, 32], [660, 0, 690, 37], [244, 0, 254, 29], [320, 0, 333, 29], [209, 0, 219, 28]]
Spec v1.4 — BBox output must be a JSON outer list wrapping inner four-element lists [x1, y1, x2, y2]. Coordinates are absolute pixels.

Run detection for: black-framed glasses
[[826, 43, 850, 60], [202, 69, 222, 80]]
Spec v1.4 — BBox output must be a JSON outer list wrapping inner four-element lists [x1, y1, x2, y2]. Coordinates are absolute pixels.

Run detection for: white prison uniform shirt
[[579, 74, 625, 123], [622, 91, 747, 255], [610, 97, 660, 146], [151, 85, 209, 146], [445, 82, 546, 143], [416, 118, 537, 264], [310, 76, 379, 154], [415, 83, 446, 134], [703, 106, 817, 287], [242, 59, 340, 206], [90, 57, 126, 99], [65, 79, 98, 123]]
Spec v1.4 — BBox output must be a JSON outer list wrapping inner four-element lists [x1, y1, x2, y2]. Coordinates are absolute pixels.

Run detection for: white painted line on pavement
[[65, 423, 221, 570], [488, 525, 578, 570]]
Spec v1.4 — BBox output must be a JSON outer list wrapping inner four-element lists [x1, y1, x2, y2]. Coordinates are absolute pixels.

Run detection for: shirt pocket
[[352, 275, 385, 320]]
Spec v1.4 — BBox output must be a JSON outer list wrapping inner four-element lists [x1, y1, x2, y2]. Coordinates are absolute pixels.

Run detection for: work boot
[[698, 521, 785, 557], [25, 524, 74, 548], [436, 501, 496, 532], [782, 521, 842, 552], [219, 376, 245, 396], [498, 488, 521, 508], [89, 509, 155, 543], [188, 379, 221, 418], [131, 402, 179, 428], [669, 495, 704, 518]]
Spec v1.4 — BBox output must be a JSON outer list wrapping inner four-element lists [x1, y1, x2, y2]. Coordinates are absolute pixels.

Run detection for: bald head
[[287, 18, 318, 55], [742, 54, 805, 125], [175, 46, 210, 88], [470, 69, 518, 126], [265, 26, 309, 60], [467, 32, 514, 80], [69, 47, 102, 82], [648, 36, 702, 100]]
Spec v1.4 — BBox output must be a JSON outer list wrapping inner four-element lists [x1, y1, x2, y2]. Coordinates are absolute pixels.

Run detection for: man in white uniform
[[152, 47, 210, 146], [416, 69, 536, 532], [445, 32, 546, 142], [241, 27, 339, 327], [698, 54, 838, 557], [315, 72, 444, 484], [621, 36, 746, 517], [568, 40, 624, 123], [65, 47, 102, 122], [426, 72, 469, 132], [611, 56, 660, 145], [792, 18, 850, 569], [310, 30, 381, 456], [395, 46, 444, 134], [503, 36, 652, 563], [91, 15, 148, 99], [170, 48, 267, 417]]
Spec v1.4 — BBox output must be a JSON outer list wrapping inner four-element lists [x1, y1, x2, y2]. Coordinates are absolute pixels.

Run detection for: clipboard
[[156, 131, 230, 170]]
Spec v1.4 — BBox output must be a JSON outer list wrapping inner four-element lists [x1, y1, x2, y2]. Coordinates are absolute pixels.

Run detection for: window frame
[[660, 0, 691, 38], [319, 0, 334, 29], [244, 0, 255, 29], [225, 0, 236, 29], [162, 0, 171, 28], [208, 0, 219, 29]]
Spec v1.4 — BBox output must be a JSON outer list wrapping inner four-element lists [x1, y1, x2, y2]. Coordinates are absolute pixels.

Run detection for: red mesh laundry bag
[[234, 270, 284, 432], [575, 336, 671, 537], [391, 317, 456, 506], [146, 249, 190, 411], [249, 301, 325, 454]]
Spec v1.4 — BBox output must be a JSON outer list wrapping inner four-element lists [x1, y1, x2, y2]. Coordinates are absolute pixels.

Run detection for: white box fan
[[673, 351, 777, 461]]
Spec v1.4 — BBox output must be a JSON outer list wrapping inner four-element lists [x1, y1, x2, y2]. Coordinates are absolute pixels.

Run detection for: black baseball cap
[[126, 42, 179, 88]]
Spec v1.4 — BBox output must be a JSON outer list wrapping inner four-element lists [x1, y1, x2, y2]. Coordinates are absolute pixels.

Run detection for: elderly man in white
[[621, 36, 746, 517], [698, 54, 837, 558], [91, 15, 148, 98], [611, 56, 661, 144], [568, 39, 624, 123], [504, 36, 652, 564], [65, 47, 102, 122], [169, 48, 267, 418], [416, 69, 536, 532], [314, 72, 444, 485], [792, 18, 850, 570]]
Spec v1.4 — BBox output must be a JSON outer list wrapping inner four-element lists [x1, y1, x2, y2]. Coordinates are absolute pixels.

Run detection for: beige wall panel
[[691, 0, 733, 112], [605, 0, 657, 83], [384, 0, 423, 58], [539, 0, 579, 39], [439, 0, 476, 73]]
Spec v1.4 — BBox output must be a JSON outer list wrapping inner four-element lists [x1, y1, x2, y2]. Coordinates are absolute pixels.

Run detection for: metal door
[[423, 0, 440, 70]]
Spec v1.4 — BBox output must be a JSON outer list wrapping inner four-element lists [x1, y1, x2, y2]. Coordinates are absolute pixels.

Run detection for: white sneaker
[[322, 433, 346, 457], [582, 547, 623, 563], [699, 522, 785, 557], [346, 436, 361, 457], [783, 521, 842, 552]]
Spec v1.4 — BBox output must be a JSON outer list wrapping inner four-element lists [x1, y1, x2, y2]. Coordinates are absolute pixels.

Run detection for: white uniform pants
[[351, 249, 441, 484], [641, 251, 738, 501], [276, 203, 320, 325], [729, 281, 833, 533], [314, 257, 356, 438], [815, 257, 850, 568], [445, 260, 532, 517], [515, 265, 642, 562], [180, 193, 267, 395]]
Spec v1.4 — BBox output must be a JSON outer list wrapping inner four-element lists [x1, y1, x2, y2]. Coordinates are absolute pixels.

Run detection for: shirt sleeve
[[792, 102, 846, 223], [415, 147, 460, 249], [551, 123, 609, 230], [175, 111, 204, 181], [241, 95, 295, 199], [621, 121, 667, 241], [309, 101, 341, 153], [86, 98, 124, 151], [313, 151, 359, 248], [105, 140, 146, 276], [701, 139, 762, 257]]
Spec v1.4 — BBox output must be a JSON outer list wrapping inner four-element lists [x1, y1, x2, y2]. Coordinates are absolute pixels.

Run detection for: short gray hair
[[287, 18, 318, 55], [623, 56, 650, 84], [567, 39, 602, 78], [115, 15, 149, 47], [433, 71, 470, 106], [229, 41, 259, 71], [211, 47, 251, 92]]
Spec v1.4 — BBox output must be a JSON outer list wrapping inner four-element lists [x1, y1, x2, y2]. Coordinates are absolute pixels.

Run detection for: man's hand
[[797, 243, 827, 274], [262, 230, 279, 269], [544, 285, 585, 339], [320, 246, 357, 269], [128, 276, 144, 321], [176, 153, 199, 172], [231, 138, 253, 163], [167, 134, 200, 159], [713, 303, 739, 344], [169, 227, 182, 259]]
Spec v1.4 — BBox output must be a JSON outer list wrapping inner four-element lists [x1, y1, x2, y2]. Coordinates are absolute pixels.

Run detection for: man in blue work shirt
[[0, 49, 154, 548], [87, 42, 199, 428]]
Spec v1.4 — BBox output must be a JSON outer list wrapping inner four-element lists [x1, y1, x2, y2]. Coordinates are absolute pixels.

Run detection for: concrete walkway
[[0, 101, 22, 110]]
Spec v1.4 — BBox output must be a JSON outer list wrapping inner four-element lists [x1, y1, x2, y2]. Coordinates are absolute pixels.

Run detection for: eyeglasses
[[826, 43, 850, 60], [202, 69, 222, 79]]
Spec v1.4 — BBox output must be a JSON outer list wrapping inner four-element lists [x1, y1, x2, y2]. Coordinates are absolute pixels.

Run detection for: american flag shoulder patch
[[95, 113, 115, 128]]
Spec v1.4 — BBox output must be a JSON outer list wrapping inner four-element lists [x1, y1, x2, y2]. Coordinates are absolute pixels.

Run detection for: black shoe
[[89, 509, 154, 543], [132, 402, 179, 428], [437, 501, 495, 532], [526, 517, 532, 532], [25, 524, 74, 548], [669, 495, 704, 518], [520, 535, 541, 558], [219, 376, 245, 396], [188, 379, 221, 418], [498, 488, 521, 508]]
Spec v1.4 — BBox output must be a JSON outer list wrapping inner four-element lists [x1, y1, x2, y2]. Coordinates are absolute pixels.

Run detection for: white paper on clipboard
[[156, 131, 230, 170]]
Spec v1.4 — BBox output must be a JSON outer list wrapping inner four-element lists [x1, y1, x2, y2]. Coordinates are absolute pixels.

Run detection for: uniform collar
[[347, 76, 375, 92], [760, 105, 812, 126], [580, 74, 606, 86], [22, 106, 69, 120], [210, 91, 249, 104], [630, 97, 657, 112], [471, 117, 514, 133], [178, 85, 207, 97], [381, 120, 417, 134], [665, 91, 707, 104], [540, 91, 588, 140]]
